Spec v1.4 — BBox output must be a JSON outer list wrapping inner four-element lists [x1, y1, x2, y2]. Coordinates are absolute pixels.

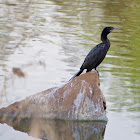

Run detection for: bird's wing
[[81, 43, 105, 69]]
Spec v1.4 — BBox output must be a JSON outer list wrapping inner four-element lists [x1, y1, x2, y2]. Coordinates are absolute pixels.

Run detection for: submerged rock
[[0, 71, 107, 121]]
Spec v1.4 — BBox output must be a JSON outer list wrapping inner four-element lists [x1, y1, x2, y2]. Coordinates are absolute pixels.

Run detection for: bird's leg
[[95, 68, 99, 77]]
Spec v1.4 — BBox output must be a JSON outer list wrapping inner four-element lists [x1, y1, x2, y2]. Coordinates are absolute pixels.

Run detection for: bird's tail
[[69, 69, 83, 81]]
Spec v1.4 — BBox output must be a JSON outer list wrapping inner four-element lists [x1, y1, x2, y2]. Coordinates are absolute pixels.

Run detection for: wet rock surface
[[0, 71, 107, 121]]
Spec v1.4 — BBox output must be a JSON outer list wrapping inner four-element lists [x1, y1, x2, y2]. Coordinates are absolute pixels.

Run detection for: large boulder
[[0, 71, 107, 121]]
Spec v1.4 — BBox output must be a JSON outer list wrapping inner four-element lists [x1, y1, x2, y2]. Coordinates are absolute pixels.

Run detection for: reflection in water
[[12, 68, 25, 78], [0, 0, 140, 139], [0, 117, 106, 140]]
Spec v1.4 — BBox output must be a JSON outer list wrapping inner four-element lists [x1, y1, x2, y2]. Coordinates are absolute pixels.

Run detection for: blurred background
[[0, 0, 140, 140]]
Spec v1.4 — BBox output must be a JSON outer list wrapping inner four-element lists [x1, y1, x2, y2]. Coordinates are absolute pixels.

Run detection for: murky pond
[[0, 0, 140, 139]]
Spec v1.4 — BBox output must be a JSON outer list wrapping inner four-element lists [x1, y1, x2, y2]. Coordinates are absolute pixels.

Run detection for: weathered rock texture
[[0, 71, 107, 121]]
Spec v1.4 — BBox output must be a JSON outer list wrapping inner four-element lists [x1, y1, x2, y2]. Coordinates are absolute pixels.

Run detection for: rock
[[0, 71, 107, 121]]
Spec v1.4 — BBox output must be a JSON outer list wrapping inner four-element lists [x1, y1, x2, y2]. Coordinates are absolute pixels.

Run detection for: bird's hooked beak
[[111, 27, 120, 32]]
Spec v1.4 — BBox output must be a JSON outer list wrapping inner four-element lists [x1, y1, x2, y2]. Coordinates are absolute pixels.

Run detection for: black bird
[[70, 27, 119, 81]]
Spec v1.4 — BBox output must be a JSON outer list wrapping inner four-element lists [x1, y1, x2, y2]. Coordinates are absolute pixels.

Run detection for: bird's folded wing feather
[[81, 43, 104, 68]]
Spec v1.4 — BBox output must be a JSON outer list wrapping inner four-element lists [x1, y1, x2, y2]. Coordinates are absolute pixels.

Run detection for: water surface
[[0, 0, 140, 139]]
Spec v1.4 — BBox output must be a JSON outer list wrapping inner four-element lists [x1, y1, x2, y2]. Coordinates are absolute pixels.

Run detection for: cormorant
[[70, 27, 119, 81]]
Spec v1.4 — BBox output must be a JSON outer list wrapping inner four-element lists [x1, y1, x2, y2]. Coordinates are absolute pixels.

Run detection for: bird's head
[[103, 27, 119, 35], [101, 26, 119, 41]]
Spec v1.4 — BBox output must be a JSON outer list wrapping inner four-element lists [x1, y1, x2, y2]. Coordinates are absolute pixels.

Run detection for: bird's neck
[[101, 32, 108, 43]]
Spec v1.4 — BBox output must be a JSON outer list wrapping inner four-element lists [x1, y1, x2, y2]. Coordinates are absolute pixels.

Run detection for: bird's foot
[[95, 70, 99, 77]]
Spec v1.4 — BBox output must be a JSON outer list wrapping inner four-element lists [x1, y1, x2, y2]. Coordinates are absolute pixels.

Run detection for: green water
[[0, 0, 140, 139]]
